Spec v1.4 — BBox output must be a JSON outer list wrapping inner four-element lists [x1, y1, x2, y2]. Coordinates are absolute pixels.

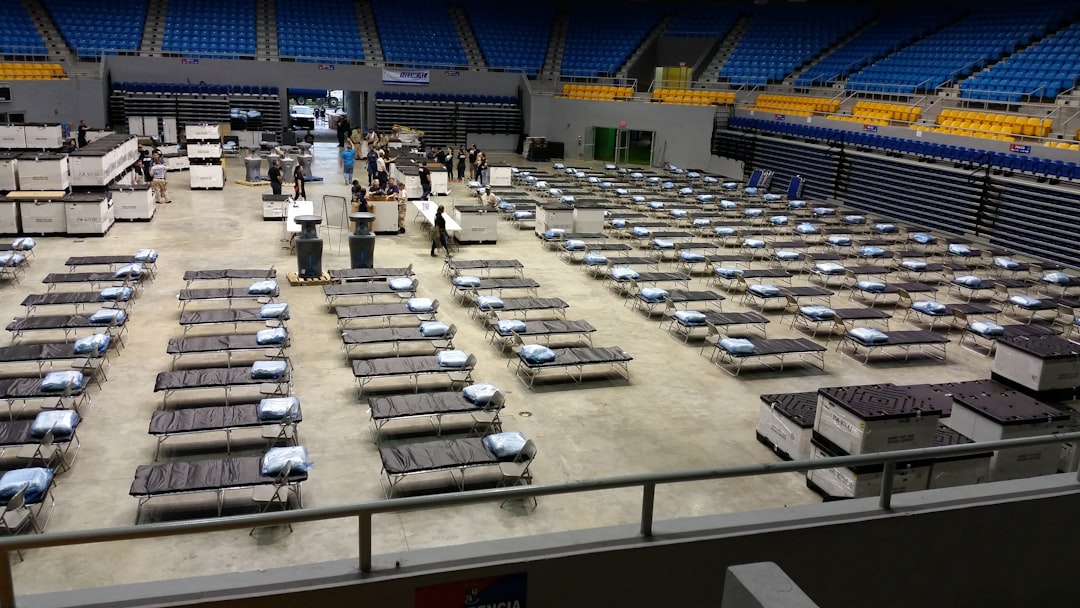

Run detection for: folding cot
[[352, 353, 477, 396], [486, 319, 597, 351], [838, 328, 950, 364], [322, 278, 419, 308], [182, 268, 276, 287], [633, 290, 725, 316], [0, 410, 81, 467], [336, 300, 441, 328], [148, 398, 302, 459], [903, 301, 999, 330], [710, 337, 826, 376], [5, 312, 128, 347], [559, 242, 631, 263], [0, 373, 91, 418], [42, 271, 145, 293], [65, 253, 158, 276], [1036, 272, 1080, 298], [540, 231, 606, 251], [893, 259, 973, 283], [450, 277, 541, 303], [341, 324, 458, 358], [605, 271, 691, 296], [743, 285, 833, 312], [177, 285, 279, 312], [946, 276, 1028, 302], [670, 311, 769, 344], [958, 322, 1059, 357], [0, 238, 35, 257], [583, 255, 660, 279], [471, 297, 569, 322], [443, 259, 524, 278], [512, 345, 632, 387], [0, 341, 111, 385], [129, 449, 307, 523], [1002, 295, 1080, 324], [847, 281, 937, 306], [166, 332, 290, 369], [710, 268, 793, 290], [328, 266, 414, 282], [179, 307, 288, 335], [791, 306, 892, 337], [378, 434, 534, 497], [21, 288, 135, 315], [153, 364, 291, 407], [368, 389, 505, 441]]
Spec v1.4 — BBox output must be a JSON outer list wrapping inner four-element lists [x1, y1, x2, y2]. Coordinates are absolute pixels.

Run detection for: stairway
[[355, 0, 383, 63], [617, 14, 674, 81], [447, 5, 484, 69], [785, 13, 880, 86], [254, 0, 277, 59], [139, 0, 168, 55], [539, 9, 569, 87], [697, 15, 752, 84], [19, 0, 74, 67]]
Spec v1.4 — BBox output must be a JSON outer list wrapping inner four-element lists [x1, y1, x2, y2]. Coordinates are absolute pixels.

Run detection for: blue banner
[[383, 69, 430, 85]]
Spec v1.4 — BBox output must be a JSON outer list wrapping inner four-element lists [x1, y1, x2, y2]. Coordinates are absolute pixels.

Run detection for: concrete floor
[[5, 143, 1001, 595]]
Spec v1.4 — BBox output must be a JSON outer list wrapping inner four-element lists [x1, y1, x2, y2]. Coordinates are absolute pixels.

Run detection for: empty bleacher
[[0, 62, 63, 80], [665, 4, 741, 37], [373, 91, 521, 147], [922, 108, 1050, 140], [275, 0, 364, 62], [719, 3, 874, 86], [372, 0, 466, 66], [561, 84, 634, 101], [749, 94, 840, 118], [827, 101, 921, 127], [961, 22, 1080, 102], [651, 88, 735, 106], [0, 3, 48, 57], [561, 2, 664, 77], [109, 81, 283, 133], [43, 0, 147, 59], [161, 0, 256, 58], [462, 1, 553, 76]]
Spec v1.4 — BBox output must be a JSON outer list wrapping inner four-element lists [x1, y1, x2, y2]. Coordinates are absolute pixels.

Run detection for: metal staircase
[[139, 0, 167, 55], [19, 0, 76, 69], [697, 15, 753, 84], [539, 9, 569, 87], [447, 5, 484, 69], [617, 14, 674, 81], [355, 0, 383, 63], [254, 0, 277, 59], [785, 14, 880, 86]]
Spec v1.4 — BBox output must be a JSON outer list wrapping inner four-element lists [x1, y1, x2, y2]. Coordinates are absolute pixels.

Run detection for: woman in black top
[[430, 205, 451, 257], [293, 164, 306, 200], [456, 146, 467, 181], [352, 180, 368, 212]]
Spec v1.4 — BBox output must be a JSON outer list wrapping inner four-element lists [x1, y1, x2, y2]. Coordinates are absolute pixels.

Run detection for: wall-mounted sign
[[318, 64, 335, 71], [383, 69, 430, 85], [416, 572, 527, 608]]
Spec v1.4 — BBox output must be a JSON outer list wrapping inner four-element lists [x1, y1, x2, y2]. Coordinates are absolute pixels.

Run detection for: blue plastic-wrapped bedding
[[721, 181, 737, 189], [800, 306, 835, 321], [0, 253, 25, 266], [0, 468, 53, 503], [910, 232, 935, 244], [856, 280, 886, 293], [258, 397, 300, 420], [647, 201, 664, 211], [692, 218, 711, 228], [436, 350, 470, 367], [849, 327, 888, 344], [256, 327, 288, 345], [610, 267, 640, 280], [251, 360, 288, 379], [912, 300, 947, 315], [639, 287, 669, 302], [970, 321, 1005, 336], [748, 284, 781, 297], [744, 187, 758, 195], [553, 163, 565, 170], [1008, 295, 1041, 308], [89, 308, 126, 324], [498, 200, 515, 210], [31, 410, 79, 438], [763, 193, 782, 202], [405, 298, 435, 313], [630, 172, 644, 179], [1044, 272, 1073, 285], [670, 209, 688, 219], [687, 171, 701, 179], [679, 251, 706, 263], [788, 200, 807, 209], [453, 275, 482, 288], [260, 303, 290, 319], [599, 181, 613, 189], [484, 431, 527, 458], [678, 187, 693, 196], [247, 280, 278, 295], [720, 338, 756, 354], [261, 446, 313, 475], [994, 257, 1020, 270], [463, 383, 501, 405], [615, 188, 629, 196], [953, 275, 984, 288], [548, 188, 562, 197], [388, 277, 415, 292], [873, 223, 897, 234], [947, 243, 971, 256], [826, 235, 851, 246], [795, 223, 819, 235], [714, 267, 744, 279], [476, 295, 505, 310], [73, 333, 110, 354], [495, 319, 527, 334], [673, 310, 707, 325], [769, 216, 788, 226], [513, 211, 534, 220], [697, 194, 715, 203], [714, 227, 736, 237], [100, 286, 133, 301], [743, 208, 763, 217], [720, 200, 738, 210], [843, 215, 866, 225], [542, 228, 565, 239], [519, 344, 556, 364], [11, 237, 35, 250], [420, 321, 450, 337], [632, 226, 652, 237], [611, 219, 627, 228], [112, 263, 143, 279], [814, 262, 845, 275], [774, 251, 800, 262], [561, 195, 575, 204], [653, 239, 675, 250], [631, 195, 646, 203], [858, 246, 885, 258], [901, 260, 927, 271], [534, 181, 549, 190], [562, 240, 586, 251], [742, 239, 765, 249], [812, 207, 835, 217], [583, 253, 608, 266], [661, 182, 675, 189], [40, 371, 83, 392]]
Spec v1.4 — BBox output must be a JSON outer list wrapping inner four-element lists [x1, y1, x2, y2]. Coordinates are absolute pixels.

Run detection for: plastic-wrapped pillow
[[993, 257, 1020, 270], [722, 181, 737, 189], [1008, 295, 1041, 308], [615, 188, 630, 197], [843, 215, 866, 225], [40, 371, 83, 392], [787, 200, 807, 209], [720, 338, 756, 354], [763, 193, 782, 202], [256, 327, 288, 345], [513, 211, 534, 220], [563, 240, 586, 251], [611, 219, 627, 228], [476, 295, 505, 310], [639, 287, 669, 302], [543, 229, 565, 240], [673, 310, 707, 325], [744, 187, 759, 195], [814, 262, 845, 275], [630, 172, 645, 180], [251, 360, 288, 380], [631, 195, 646, 203], [631, 226, 652, 237], [742, 238, 766, 249], [483, 431, 527, 459], [260, 446, 312, 476], [646, 176, 660, 184], [901, 260, 927, 271], [720, 200, 738, 209], [970, 321, 1005, 336], [583, 253, 608, 266], [260, 302, 290, 319], [553, 163, 565, 170], [113, 263, 143, 279], [953, 275, 983, 288], [678, 187, 694, 196], [687, 171, 701, 179], [714, 267, 744, 279], [548, 188, 562, 197], [89, 308, 126, 324], [599, 182, 613, 189], [518, 344, 556, 364], [248, 280, 278, 295], [692, 218, 711, 228], [743, 208, 763, 217], [849, 327, 889, 344], [749, 284, 781, 297], [498, 201, 515, 210], [1043, 272, 1073, 285], [534, 181, 548, 189], [134, 248, 158, 262], [647, 201, 664, 210], [910, 232, 935, 244], [257, 397, 300, 420], [609, 267, 640, 281], [826, 235, 851, 246], [697, 194, 715, 203], [774, 251, 800, 262], [947, 243, 972, 256], [560, 195, 575, 204], [495, 319, 527, 335], [812, 207, 835, 216], [0, 468, 53, 503], [419, 321, 450, 337], [799, 306, 835, 320], [73, 334, 110, 354], [670, 209, 688, 219], [856, 280, 886, 293], [462, 383, 501, 406], [912, 300, 948, 315], [575, 171, 587, 179], [873, 223, 897, 234], [11, 237, 35, 250], [453, 275, 481, 288], [102, 285, 132, 303], [653, 239, 675, 250], [769, 215, 788, 226], [604, 163, 617, 170], [0, 253, 26, 266], [679, 251, 706, 263], [30, 410, 79, 439], [436, 350, 471, 368], [661, 182, 675, 189], [794, 223, 819, 235], [859, 246, 885, 257], [523, 176, 536, 184], [714, 227, 736, 237]]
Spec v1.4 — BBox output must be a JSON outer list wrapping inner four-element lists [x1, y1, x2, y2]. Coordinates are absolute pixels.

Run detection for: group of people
[[266, 150, 308, 200], [130, 149, 172, 204]]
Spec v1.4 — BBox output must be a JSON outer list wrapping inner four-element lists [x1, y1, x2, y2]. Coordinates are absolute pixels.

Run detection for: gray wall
[[3, 78, 108, 129]]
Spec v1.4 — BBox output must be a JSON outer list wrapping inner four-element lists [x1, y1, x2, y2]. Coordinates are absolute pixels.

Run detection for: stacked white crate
[[68, 134, 139, 188], [64, 191, 114, 235], [756, 391, 817, 461], [186, 124, 224, 189]]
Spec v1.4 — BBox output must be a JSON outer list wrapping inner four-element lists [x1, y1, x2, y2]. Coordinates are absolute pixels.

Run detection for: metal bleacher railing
[[1, 431, 1079, 608]]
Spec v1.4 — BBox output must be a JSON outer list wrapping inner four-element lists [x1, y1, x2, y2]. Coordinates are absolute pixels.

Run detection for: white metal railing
[[1, 431, 1079, 607]]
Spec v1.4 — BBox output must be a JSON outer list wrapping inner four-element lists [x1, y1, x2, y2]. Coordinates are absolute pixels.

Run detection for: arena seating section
[[162, 0, 256, 58], [276, 0, 364, 62], [561, 2, 664, 77], [749, 94, 840, 118], [463, 1, 553, 76], [664, 4, 740, 37], [921, 108, 1049, 141], [827, 101, 921, 127], [651, 89, 735, 106], [0, 4, 47, 56], [562, 84, 635, 102], [43, 0, 146, 59], [960, 22, 1080, 102], [371, 0, 466, 66], [0, 62, 63, 80], [719, 3, 874, 86]]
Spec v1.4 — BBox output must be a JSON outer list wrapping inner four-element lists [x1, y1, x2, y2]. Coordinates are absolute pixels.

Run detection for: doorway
[[588, 127, 656, 166]]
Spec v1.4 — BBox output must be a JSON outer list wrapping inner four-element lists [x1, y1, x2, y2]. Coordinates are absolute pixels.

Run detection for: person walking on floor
[[149, 155, 170, 203], [443, 146, 454, 182], [268, 160, 283, 196], [456, 145, 467, 181], [430, 205, 451, 258], [366, 147, 378, 186], [468, 144, 479, 180], [293, 163, 306, 200], [418, 163, 431, 201], [341, 144, 356, 184], [336, 117, 349, 147]]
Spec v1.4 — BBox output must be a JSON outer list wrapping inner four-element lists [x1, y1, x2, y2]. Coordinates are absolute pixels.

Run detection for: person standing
[[131, 158, 147, 185], [336, 117, 350, 148], [366, 147, 378, 186], [77, 120, 89, 148], [418, 163, 431, 201], [293, 163, 306, 200], [477, 153, 490, 187], [467, 143, 479, 180], [149, 155, 170, 203], [442, 146, 454, 182], [430, 205, 451, 258], [267, 160, 283, 196], [341, 144, 356, 184], [479, 185, 498, 208], [351, 181, 368, 213], [375, 150, 390, 187], [456, 145, 467, 181]]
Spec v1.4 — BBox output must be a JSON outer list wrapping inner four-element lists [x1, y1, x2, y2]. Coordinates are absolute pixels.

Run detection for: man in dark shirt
[[267, 160, 283, 196], [467, 144, 479, 180], [418, 164, 431, 200], [368, 179, 385, 196], [77, 120, 89, 148], [366, 149, 378, 185]]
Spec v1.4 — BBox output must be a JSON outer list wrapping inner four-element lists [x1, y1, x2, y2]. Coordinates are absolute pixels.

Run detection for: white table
[[410, 200, 461, 237], [283, 198, 314, 249]]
